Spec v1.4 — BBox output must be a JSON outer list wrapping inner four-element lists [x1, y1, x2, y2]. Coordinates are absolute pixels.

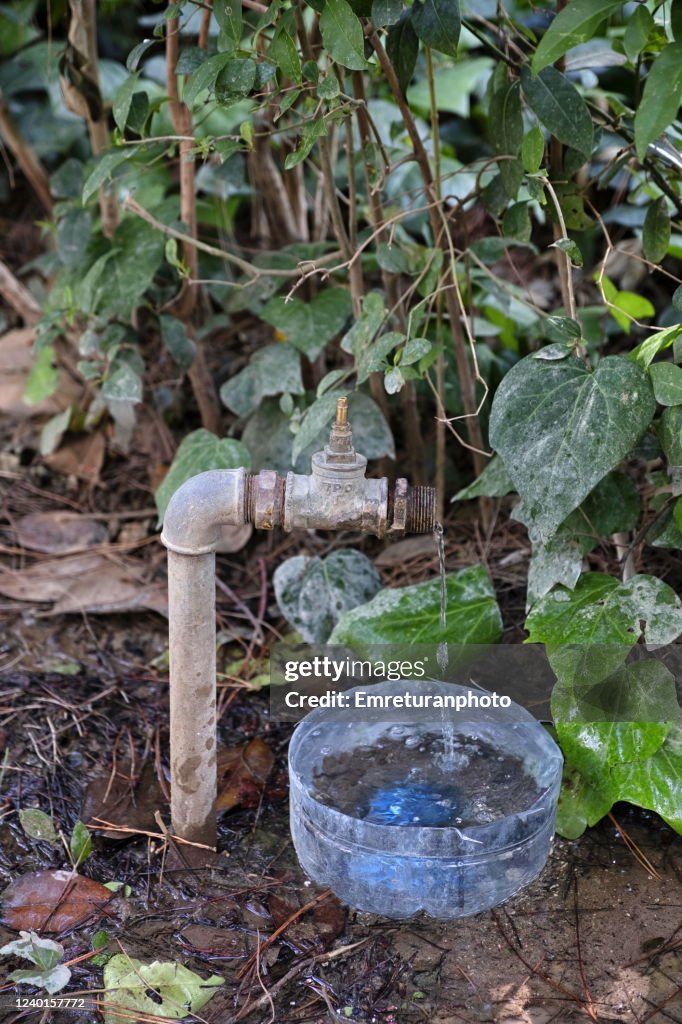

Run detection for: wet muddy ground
[[1, 658, 680, 1024], [1, 449, 681, 1023]]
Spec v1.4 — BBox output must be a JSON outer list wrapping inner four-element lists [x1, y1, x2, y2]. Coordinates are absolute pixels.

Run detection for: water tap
[[244, 397, 436, 537]]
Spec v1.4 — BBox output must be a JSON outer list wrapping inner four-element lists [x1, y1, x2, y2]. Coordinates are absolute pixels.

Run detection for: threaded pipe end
[[244, 473, 256, 524], [406, 485, 437, 533]]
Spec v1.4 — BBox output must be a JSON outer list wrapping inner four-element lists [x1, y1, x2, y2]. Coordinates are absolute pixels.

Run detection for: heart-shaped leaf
[[329, 565, 502, 648], [489, 354, 655, 540], [274, 549, 381, 643], [103, 955, 223, 1024]]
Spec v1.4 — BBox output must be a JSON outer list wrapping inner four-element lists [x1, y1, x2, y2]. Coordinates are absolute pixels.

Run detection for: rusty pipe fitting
[[161, 402, 436, 850]]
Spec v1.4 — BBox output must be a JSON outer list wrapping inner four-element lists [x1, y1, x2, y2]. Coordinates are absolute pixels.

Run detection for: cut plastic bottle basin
[[288, 679, 563, 918]]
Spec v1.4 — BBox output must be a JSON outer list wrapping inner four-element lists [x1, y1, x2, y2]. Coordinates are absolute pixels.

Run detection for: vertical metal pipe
[[168, 549, 217, 848]]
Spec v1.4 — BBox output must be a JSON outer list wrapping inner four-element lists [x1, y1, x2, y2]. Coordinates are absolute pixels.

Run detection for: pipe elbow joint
[[160, 468, 248, 555]]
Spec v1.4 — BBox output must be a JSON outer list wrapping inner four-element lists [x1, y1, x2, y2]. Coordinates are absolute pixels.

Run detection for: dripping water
[[434, 522, 455, 766]]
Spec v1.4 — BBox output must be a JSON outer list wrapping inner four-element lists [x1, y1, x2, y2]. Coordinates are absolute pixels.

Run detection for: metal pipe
[[161, 403, 436, 850]]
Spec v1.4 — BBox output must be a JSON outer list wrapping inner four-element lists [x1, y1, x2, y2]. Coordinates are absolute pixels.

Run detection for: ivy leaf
[[650, 362, 682, 406], [634, 41, 682, 160], [454, 455, 514, 500], [155, 430, 251, 522], [642, 196, 670, 264], [411, 0, 461, 59], [610, 725, 682, 833], [489, 354, 655, 540], [520, 65, 593, 158], [532, 0, 624, 75], [660, 405, 682, 466], [215, 57, 257, 100], [319, 0, 369, 71], [274, 549, 381, 643], [525, 572, 682, 646], [386, 13, 419, 94], [555, 762, 613, 839], [261, 289, 352, 360], [103, 955, 223, 1024], [329, 565, 502, 648], [550, 236, 583, 268], [629, 325, 682, 368], [220, 343, 304, 416], [70, 821, 93, 867], [19, 809, 60, 848], [159, 315, 196, 372]]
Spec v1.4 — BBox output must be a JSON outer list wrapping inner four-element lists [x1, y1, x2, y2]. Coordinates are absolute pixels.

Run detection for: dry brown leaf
[[268, 891, 346, 953], [0, 553, 167, 617], [0, 869, 114, 932], [82, 762, 168, 841], [0, 329, 81, 419], [15, 511, 108, 555], [216, 738, 274, 812], [44, 431, 105, 483]]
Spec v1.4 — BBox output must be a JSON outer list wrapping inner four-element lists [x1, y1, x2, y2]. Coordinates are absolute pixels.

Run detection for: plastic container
[[288, 679, 563, 918]]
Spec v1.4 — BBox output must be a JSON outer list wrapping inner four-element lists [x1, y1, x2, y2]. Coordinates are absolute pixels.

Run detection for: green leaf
[[544, 316, 582, 343], [183, 52, 232, 107], [319, 0, 368, 71], [268, 28, 302, 83], [82, 149, 135, 204], [155, 430, 251, 522], [454, 455, 514, 500], [386, 14, 419, 95], [650, 362, 682, 406], [634, 41, 682, 160], [19, 809, 60, 848], [660, 404, 682, 466], [520, 65, 593, 158], [411, 0, 461, 58], [70, 820, 93, 867], [521, 125, 544, 173], [56, 209, 91, 267], [329, 566, 502, 652], [284, 117, 327, 169], [103, 955, 223, 1024], [372, 0, 403, 27], [214, 0, 242, 46], [159, 315, 196, 372], [610, 724, 682, 833], [24, 345, 58, 405], [550, 236, 583, 268], [50, 158, 85, 200], [261, 288, 352, 359], [274, 549, 381, 643], [292, 391, 346, 462], [489, 76, 523, 197], [503, 201, 531, 243], [102, 358, 143, 404], [526, 572, 682, 645], [623, 4, 653, 63], [630, 325, 682, 369], [318, 74, 340, 99], [489, 354, 655, 541], [407, 57, 492, 116], [674, 0, 682, 41], [400, 337, 431, 365], [642, 196, 670, 264], [527, 530, 583, 606], [532, 0, 624, 75], [127, 38, 157, 72], [1, 932, 65, 973], [555, 761, 613, 839], [112, 72, 139, 133], [220, 343, 304, 416], [215, 57, 257, 100]]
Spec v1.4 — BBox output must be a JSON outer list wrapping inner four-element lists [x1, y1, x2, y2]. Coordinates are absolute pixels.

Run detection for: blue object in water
[[365, 782, 460, 826]]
